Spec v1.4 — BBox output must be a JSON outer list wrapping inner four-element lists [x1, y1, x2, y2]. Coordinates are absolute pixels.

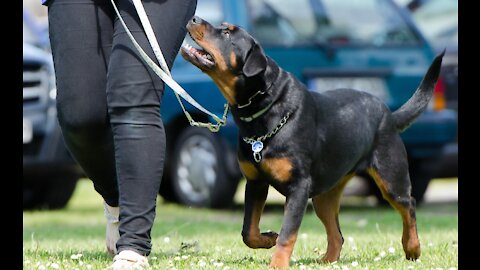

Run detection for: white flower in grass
[[351, 261, 359, 267], [38, 265, 46, 270], [380, 251, 386, 257], [198, 260, 207, 267], [352, 246, 358, 251], [71, 253, 83, 260], [86, 265, 92, 269], [347, 237, 354, 243], [448, 268, 456, 270], [356, 219, 368, 227], [388, 247, 395, 254], [300, 233, 308, 240], [342, 266, 350, 270], [299, 265, 306, 270], [407, 266, 414, 269], [428, 242, 434, 247], [226, 249, 232, 254], [163, 237, 171, 243], [151, 256, 157, 260], [373, 257, 381, 262], [223, 267, 230, 270], [388, 268, 393, 270], [174, 256, 181, 261], [213, 261, 224, 267], [435, 268, 443, 270], [332, 265, 340, 269], [50, 262, 60, 269], [181, 255, 189, 260]]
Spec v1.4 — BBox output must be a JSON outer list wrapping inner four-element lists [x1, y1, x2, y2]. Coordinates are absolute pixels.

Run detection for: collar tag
[[251, 141, 263, 163]]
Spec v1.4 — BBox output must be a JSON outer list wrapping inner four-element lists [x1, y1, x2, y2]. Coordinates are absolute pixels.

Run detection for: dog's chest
[[238, 157, 293, 184]]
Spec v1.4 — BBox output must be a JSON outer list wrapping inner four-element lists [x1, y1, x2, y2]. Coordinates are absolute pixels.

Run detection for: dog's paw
[[243, 231, 278, 249], [260, 231, 279, 249]]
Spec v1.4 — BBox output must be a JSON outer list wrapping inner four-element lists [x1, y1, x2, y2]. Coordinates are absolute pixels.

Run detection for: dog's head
[[181, 16, 268, 105]]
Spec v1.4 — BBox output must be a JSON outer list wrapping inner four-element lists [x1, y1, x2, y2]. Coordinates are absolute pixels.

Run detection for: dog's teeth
[[206, 55, 213, 60]]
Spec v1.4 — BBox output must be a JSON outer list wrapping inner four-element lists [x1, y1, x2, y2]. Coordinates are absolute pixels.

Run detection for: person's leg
[[48, 0, 121, 256], [47, 0, 119, 207], [107, 0, 197, 256]]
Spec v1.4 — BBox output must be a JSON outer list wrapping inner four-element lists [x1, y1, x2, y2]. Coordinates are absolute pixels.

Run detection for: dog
[[180, 16, 444, 269]]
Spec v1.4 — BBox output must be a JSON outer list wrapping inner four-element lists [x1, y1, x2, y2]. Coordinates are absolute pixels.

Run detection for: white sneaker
[[104, 201, 120, 257], [107, 250, 150, 270]]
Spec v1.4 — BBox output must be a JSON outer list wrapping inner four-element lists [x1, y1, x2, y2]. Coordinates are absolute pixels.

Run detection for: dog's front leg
[[242, 180, 278, 249], [269, 181, 310, 269]]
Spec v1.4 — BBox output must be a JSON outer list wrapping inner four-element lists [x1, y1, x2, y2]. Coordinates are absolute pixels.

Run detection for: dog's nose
[[191, 16, 203, 25]]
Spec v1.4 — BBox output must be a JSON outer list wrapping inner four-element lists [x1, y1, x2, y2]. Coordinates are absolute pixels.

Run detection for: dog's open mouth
[[180, 39, 215, 69]]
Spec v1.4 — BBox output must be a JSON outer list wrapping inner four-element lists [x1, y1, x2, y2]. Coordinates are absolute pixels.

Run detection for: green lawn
[[23, 179, 458, 269]]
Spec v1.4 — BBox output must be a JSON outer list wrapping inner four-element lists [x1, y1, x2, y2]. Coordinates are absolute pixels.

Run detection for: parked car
[[405, 0, 458, 179], [159, 0, 457, 207], [23, 42, 83, 210]]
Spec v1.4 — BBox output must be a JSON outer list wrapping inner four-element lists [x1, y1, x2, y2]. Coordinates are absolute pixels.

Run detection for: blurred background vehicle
[[403, 0, 458, 180], [23, 8, 84, 210], [23, 0, 458, 210]]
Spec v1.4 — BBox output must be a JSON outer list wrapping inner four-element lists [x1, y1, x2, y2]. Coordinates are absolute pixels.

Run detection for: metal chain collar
[[242, 111, 291, 162]]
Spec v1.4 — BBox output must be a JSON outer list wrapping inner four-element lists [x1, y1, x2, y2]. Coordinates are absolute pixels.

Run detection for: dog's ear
[[242, 43, 267, 77]]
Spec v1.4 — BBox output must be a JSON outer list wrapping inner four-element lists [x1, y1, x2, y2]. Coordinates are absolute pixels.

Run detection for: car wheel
[[23, 173, 79, 210], [169, 126, 239, 208]]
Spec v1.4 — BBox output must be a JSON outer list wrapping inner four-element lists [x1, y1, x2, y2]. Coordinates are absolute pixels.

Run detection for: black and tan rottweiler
[[180, 16, 444, 269]]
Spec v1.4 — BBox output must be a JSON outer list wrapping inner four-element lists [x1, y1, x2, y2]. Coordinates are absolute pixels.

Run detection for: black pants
[[47, 0, 197, 255]]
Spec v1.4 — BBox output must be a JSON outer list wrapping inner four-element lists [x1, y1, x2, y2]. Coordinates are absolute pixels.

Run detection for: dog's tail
[[392, 50, 445, 132]]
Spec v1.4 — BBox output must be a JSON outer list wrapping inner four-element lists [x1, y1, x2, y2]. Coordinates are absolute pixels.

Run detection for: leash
[[111, 0, 229, 132]]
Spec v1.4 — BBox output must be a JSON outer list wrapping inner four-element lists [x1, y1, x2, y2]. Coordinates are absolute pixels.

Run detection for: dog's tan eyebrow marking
[[261, 158, 293, 183]]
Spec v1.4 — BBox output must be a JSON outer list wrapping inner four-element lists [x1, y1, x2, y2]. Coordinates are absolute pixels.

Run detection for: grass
[[23, 179, 458, 269]]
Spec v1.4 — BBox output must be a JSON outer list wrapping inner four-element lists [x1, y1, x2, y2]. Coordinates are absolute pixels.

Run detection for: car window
[[248, 0, 421, 46], [411, 0, 457, 49], [195, 0, 224, 26]]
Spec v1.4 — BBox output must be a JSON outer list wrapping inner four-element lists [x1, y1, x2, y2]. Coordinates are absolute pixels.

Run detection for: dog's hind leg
[[312, 174, 354, 263], [368, 133, 421, 261]]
